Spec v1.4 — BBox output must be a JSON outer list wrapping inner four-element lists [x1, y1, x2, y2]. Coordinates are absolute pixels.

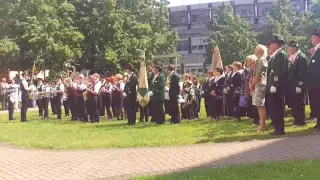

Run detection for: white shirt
[[21, 78, 31, 91], [270, 48, 282, 58], [128, 72, 134, 79], [312, 43, 320, 58], [214, 75, 224, 83], [292, 50, 301, 62], [93, 81, 102, 94]]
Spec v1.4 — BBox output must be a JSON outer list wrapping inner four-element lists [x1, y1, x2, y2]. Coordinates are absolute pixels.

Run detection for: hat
[[100, 74, 106, 79], [55, 75, 62, 80], [311, 27, 320, 37], [125, 63, 134, 71], [22, 70, 30, 76], [268, 34, 285, 45], [288, 40, 299, 48], [154, 64, 162, 71], [37, 77, 43, 80], [43, 79, 49, 83]]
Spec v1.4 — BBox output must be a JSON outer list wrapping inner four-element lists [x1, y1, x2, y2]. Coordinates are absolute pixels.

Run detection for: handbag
[[239, 95, 249, 108]]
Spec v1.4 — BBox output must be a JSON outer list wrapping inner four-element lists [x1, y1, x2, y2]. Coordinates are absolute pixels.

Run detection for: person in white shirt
[[55, 76, 65, 120], [7, 79, 19, 120], [20, 71, 35, 122], [41, 79, 51, 119], [86, 74, 101, 123]]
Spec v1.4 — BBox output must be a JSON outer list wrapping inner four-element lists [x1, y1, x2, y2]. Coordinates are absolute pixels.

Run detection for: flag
[[212, 45, 223, 70], [136, 49, 150, 108], [32, 61, 36, 74]]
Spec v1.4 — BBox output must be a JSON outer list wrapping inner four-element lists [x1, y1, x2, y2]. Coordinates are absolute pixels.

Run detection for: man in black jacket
[[167, 64, 180, 124], [266, 34, 289, 135], [286, 40, 308, 126], [123, 63, 138, 125], [308, 28, 320, 130]]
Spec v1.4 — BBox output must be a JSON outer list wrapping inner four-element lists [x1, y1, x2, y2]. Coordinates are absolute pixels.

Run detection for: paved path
[[1, 134, 320, 180]]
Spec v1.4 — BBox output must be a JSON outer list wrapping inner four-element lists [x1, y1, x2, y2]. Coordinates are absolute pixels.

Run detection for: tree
[[0, 38, 19, 71], [205, 4, 257, 66]]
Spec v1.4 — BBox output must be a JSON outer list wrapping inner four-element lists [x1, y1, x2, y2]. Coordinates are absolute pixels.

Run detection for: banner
[[137, 50, 150, 107]]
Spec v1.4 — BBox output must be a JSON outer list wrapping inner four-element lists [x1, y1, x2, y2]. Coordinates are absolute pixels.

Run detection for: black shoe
[[21, 120, 28, 123], [270, 131, 285, 136], [9, 118, 15, 121]]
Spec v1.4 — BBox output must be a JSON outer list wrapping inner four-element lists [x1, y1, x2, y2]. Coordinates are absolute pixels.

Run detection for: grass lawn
[[0, 105, 316, 150], [135, 159, 320, 180]]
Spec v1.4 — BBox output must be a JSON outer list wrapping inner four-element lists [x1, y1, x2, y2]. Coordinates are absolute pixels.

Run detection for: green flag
[[137, 49, 150, 107]]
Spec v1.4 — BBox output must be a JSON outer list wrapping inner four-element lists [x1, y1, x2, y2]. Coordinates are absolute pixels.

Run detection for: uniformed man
[[167, 64, 180, 124], [148, 64, 166, 125], [205, 70, 215, 118], [76, 74, 87, 122], [55, 76, 65, 120], [307, 27, 320, 130], [123, 63, 138, 125], [20, 71, 35, 122], [147, 64, 154, 122], [266, 34, 289, 135], [7, 79, 19, 121], [286, 40, 308, 126], [36, 78, 44, 117], [42, 79, 50, 119]]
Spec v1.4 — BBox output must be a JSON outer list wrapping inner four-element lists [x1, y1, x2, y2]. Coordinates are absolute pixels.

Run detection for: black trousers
[[76, 96, 87, 121], [87, 96, 99, 123], [20, 92, 29, 122], [63, 100, 69, 116], [125, 97, 136, 125], [287, 90, 305, 125], [50, 97, 57, 114], [100, 95, 113, 119], [212, 97, 223, 118], [169, 98, 180, 124], [164, 99, 170, 115], [151, 99, 165, 125], [204, 96, 212, 118], [8, 100, 14, 120], [42, 97, 49, 118], [266, 91, 285, 133], [139, 104, 149, 122], [36, 99, 43, 116], [308, 88, 320, 126], [56, 96, 62, 119], [68, 96, 77, 120]]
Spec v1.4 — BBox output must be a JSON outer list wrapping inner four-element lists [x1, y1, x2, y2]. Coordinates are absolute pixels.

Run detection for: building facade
[[167, 0, 311, 74]]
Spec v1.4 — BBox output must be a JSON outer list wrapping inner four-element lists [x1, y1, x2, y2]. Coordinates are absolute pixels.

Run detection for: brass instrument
[[166, 75, 171, 89]]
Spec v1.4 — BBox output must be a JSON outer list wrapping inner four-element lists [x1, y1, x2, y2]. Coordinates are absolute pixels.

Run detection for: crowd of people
[[1, 28, 320, 136]]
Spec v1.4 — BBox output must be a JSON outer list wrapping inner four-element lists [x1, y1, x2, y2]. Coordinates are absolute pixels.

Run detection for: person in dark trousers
[[100, 77, 113, 119], [76, 74, 88, 122], [20, 71, 34, 122], [286, 40, 308, 126], [123, 64, 138, 125], [167, 64, 180, 124], [307, 28, 320, 130], [266, 34, 289, 135], [148, 64, 166, 125], [211, 68, 226, 120], [42, 79, 50, 119], [147, 64, 154, 122], [50, 81, 57, 115], [201, 74, 211, 118], [36, 78, 44, 117], [86, 74, 102, 123], [7, 79, 19, 121], [54, 76, 65, 120], [229, 61, 242, 121], [206, 70, 215, 118]]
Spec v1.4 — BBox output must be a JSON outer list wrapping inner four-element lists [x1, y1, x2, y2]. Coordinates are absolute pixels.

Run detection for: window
[[198, 45, 204, 50], [191, 15, 198, 22], [198, 69, 202, 72], [192, 45, 198, 50]]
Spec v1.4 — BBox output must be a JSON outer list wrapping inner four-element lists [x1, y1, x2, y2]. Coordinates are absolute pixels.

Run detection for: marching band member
[[54, 76, 65, 120], [42, 79, 50, 119], [36, 78, 44, 117], [205, 70, 215, 118], [224, 65, 233, 116], [20, 71, 35, 122], [50, 81, 57, 115], [123, 64, 138, 125], [229, 61, 242, 121], [181, 73, 191, 119], [7, 79, 19, 121], [191, 77, 201, 118], [86, 74, 102, 123], [76, 74, 88, 122], [100, 77, 113, 120], [63, 78, 71, 117], [112, 74, 125, 120], [167, 64, 180, 124], [201, 74, 211, 118], [99, 75, 106, 117]]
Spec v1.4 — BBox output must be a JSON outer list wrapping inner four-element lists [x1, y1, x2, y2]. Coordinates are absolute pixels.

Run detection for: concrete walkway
[[0, 134, 320, 180]]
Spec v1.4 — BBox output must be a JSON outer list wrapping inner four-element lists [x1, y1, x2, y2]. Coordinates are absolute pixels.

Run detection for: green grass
[[135, 159, 320, 180], [0, 105, 316, 150]]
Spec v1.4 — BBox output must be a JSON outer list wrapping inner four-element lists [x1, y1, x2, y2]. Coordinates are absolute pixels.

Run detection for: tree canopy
[[205, 4, 257, 66], [0, 0, 178, 74]]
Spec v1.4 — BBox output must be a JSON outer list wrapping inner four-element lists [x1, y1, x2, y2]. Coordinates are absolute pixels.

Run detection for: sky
[[168, 0, 215, 7]]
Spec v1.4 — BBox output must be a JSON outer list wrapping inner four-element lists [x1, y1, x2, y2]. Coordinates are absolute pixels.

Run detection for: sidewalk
[[0, 133, 320, 180]]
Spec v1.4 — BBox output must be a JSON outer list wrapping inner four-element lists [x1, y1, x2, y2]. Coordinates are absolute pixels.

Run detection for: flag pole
[[30, 60, 36, 85]]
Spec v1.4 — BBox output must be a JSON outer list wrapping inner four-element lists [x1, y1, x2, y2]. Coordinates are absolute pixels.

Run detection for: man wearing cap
[[42, 79, 50, 119], [167, 64, 181, 124], [123, 63, 138, 125], [266, 34, 289, 135], [20, 71, 35, 122], [307, 27, 320, 130], [148, 64, 166, 125], [286, 40, 308, 126], [55, 76, 65, 120]]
